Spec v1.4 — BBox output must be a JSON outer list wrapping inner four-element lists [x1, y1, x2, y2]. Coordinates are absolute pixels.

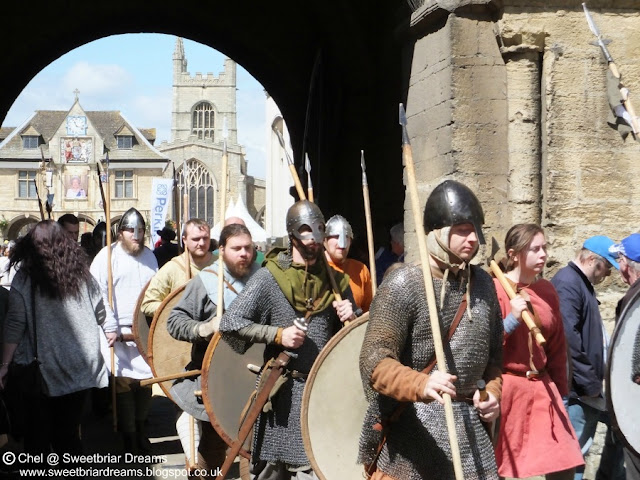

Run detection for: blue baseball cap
[[583, 235, 620, 270], [610, 233, 640, 263]]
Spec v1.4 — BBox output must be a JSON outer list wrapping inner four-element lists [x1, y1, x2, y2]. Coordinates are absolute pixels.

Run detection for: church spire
[[173, 37, 187, 76]]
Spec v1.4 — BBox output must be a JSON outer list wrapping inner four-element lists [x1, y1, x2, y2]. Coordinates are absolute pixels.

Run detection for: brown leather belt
[[505, 368, 547, 380]]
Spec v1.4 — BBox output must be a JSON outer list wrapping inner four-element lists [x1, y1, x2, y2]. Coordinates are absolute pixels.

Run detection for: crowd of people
[[0, 179, 638, 480]]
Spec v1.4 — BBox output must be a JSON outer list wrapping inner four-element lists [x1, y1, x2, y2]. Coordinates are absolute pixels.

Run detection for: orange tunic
[[493, 278, 583, 478], [329, 258, 373, 312]]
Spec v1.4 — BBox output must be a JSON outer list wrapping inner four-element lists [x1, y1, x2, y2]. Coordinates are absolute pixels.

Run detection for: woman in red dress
[[494, 224, 583, 479]]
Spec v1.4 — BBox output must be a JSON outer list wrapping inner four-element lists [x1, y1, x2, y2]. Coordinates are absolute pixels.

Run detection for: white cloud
[[61, 62, 133, 99]]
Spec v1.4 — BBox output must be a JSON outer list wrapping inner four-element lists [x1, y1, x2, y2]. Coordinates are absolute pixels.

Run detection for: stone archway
[[0, 2, 410, 251], [5, 215, 39, 240]]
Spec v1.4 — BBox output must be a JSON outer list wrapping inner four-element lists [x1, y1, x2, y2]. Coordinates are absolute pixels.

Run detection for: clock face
[[66, 115, 87, 136]]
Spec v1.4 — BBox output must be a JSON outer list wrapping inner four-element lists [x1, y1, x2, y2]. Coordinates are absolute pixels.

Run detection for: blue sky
[[1, 33, 267, 179]]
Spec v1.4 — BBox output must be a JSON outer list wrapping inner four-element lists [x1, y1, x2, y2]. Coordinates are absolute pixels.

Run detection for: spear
[[305, 153, 314, 203], [216, 117, 229, 325], [272, 125, 347, 317], [360, 150, 377, 294], [273, 128, 306, 202], [32, 179, 45, 221], [40, 147, 53, 218], [181, 159, 192, 276], [399, 104, 464, 479], [172, 163, 181, 253], [583, 2, 640, 136], [101, 151, 118, 433]]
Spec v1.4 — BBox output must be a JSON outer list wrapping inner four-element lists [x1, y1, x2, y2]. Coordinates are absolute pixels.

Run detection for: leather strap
[[366, 293, 468, 476]]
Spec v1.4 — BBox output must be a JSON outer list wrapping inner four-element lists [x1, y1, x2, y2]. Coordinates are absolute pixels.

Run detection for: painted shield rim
[[300, 312, 369, 480], [606, 286, 640, 456], [132, 279, 152, 362], [147, 283, 192, 400], [201, 331, 252, 460]]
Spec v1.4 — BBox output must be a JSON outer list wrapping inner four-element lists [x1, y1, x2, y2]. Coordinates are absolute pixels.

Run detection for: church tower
[[160, 37, 247, 228]]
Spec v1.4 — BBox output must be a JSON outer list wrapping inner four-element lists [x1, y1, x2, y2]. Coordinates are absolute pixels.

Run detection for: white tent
[[211, 195, 268, 243]]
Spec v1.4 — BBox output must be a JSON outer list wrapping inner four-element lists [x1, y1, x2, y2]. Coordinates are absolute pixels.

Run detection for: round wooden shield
[[301, 312, 369, 480], [147, 284, 192, 400], [607, 287, 640, 456], [201, 331, 265, 459], [132, 279, 153, 362]]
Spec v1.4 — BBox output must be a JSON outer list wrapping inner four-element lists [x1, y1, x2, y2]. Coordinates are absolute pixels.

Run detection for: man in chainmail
[[359, 180, 503, 480], [219, 200, 358, 480]]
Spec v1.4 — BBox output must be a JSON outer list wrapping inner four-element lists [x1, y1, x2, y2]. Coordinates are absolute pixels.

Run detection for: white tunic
[[90, 242, 157, 379]]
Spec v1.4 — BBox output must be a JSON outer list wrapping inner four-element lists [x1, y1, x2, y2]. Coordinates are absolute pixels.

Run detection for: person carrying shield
[[141, 218, 216, 471], [358, 180, 503, 480], [324, 214, 373, 312], [219, 200, 357, 479], [90, 208, 158, 453], [167, 223, 259, 476]]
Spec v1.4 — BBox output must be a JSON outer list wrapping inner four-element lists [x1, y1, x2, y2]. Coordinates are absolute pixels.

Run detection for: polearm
[[360, 150, 377, 294], [171, 164, 181, 253], [399, 104, 464, 479], [181, 159, 192, 278], [40, 147, 53, 219], [216, 117, 229, 324], [273, 127, 346, 307], [101, 152, 118, 433], [583, 3, 640, 136], [305, 154, 314, 203], [32, 179, 45, 221]]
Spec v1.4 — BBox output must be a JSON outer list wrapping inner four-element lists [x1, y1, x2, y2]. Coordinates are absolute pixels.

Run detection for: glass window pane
[[19, 182, 26, 197], [125, 181, 133, 198], [115, 182, 123, 198], [125, 171, 133, 179]]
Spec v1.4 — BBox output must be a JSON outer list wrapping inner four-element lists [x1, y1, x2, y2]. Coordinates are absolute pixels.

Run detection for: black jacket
[[551, 261, 605, 399]]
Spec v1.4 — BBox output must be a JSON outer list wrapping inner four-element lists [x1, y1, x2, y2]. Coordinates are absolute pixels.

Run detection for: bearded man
[[90, 208, 158, 453], [358, 180, 503, 480], [219, 200, 356, 479], [167, 223, 259, 476]]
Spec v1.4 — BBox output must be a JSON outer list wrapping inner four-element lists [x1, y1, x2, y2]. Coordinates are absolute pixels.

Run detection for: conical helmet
[[325, 215, 353, 249], [118, 208, 146, 242]]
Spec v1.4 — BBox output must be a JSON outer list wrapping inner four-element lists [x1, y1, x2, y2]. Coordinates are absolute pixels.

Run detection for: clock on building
[[66, 115, 87, 136]]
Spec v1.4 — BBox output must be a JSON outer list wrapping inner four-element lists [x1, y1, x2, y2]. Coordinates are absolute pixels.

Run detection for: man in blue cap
[[551, 235, 625, 480], [609, 233, 640, 480]]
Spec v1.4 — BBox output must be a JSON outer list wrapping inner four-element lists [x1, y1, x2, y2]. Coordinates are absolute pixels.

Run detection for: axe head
[[487, 236, 503, 267]]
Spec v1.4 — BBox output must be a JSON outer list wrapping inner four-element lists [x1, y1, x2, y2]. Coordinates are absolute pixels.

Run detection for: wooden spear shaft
[[102, 156, 118, 433], [399, 104, 464, 480], [361, 150, 377, 294]]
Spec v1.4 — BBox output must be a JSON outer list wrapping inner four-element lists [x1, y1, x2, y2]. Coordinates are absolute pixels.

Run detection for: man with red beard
[[90, 208, 158, 453], [167, 223, 259, 477]]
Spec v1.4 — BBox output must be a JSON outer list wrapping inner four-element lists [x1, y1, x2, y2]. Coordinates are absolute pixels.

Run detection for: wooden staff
[[100, 153, 117, 433], [181, 160, 191, 276], [216, 118, 229, 325], [399, 104, 464, 479], [139, 369, 201, 387], [361, 150, 377, 294], [32, 179, 45, 221], [172, 163, 182, 254], [488, 261, 546, 347]]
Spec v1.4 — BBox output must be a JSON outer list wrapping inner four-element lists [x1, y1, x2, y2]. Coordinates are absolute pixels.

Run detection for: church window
[[192, 102, 215, 140], [179, 160, 214, 226], [114, 170, 134, 198], [22, 136, 39, 149], [117, 136, 133, 149], [18, 171, 37, 198]]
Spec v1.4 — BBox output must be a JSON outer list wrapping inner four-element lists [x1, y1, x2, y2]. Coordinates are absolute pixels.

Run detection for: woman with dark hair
[[0, 220, 108, 456], [493, 224, 583, 479]]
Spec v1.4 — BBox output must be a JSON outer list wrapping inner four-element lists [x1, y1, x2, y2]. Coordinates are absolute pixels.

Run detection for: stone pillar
[[501, 42, 544, 225], [404, 0, 509, 261]]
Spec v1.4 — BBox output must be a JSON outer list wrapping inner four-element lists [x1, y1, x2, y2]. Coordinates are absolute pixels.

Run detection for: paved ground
[[0, 385, 243, 479]]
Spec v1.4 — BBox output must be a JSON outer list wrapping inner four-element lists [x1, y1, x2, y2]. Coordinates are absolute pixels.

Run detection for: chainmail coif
[[359, 263, 503, 480]]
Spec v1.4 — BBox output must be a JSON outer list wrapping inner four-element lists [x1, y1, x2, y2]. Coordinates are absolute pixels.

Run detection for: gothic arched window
[[179, 159, 215, 227], [192, 102, 215, 140]]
